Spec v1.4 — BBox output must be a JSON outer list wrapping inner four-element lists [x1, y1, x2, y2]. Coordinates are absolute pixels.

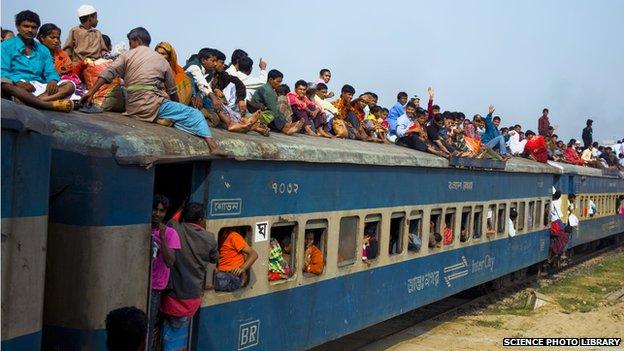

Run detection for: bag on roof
[[333, 118, 348, 138]]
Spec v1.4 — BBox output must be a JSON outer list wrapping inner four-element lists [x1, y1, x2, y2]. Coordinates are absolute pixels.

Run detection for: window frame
[[337, 216, 359, 268]]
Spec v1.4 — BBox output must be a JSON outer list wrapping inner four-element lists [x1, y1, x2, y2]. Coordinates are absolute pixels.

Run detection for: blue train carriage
[[197, 138, 563, 349], [1, 102, 53, 350], [550, 162, 624, 248]]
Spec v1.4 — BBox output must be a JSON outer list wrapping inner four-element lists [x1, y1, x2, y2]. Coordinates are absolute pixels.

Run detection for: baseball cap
[[78, 5, 97, 17]]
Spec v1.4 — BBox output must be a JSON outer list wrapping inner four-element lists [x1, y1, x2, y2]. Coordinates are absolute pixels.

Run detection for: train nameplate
[[210, 198, 242, 216], [238, 320, 260, 350]]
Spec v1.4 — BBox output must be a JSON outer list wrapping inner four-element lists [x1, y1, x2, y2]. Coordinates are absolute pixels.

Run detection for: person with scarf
[[155, 42, 192, 105], [268, 238, 291, 281]]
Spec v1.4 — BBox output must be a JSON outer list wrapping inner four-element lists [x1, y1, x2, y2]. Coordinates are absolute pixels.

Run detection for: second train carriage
[[2, 101, 623, 350]]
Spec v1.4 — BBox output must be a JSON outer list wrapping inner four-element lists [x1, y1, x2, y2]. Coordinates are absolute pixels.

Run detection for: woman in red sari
[[523, 130, 549, 163], [564, 139, 584, 166]]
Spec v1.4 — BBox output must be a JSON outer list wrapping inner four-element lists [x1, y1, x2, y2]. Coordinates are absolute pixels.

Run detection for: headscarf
[[268, 238, 291, 280], [155, 42, 192, 105]]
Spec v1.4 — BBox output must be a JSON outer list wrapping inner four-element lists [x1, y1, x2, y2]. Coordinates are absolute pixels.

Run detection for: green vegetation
[[540, 253, 624, 313], [472, 319, 503, 328], [485, 253, 624, 316]]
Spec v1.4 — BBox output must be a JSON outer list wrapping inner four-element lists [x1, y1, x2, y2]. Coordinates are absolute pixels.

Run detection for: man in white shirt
[[550, 190, 563, 223], [313, 83, 338, 127], [229, 56, 267, 101], [225, 49, 248, 75], [508, 208, 518, 237]]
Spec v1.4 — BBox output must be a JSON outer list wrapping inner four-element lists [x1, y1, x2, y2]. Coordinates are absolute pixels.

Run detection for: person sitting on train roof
[[155, 42, 193, 105], [362, 223, 379, 265], [522, 130, 548, 163], [428, 221, 442, 249], [351, 93, 380, 141], [314, 68, 334, 98], [303, 231, 325, 275], [313, 82, 339, 130], [160, 202, 218, 349], [331, 84, 359, 139], [148, 195, 181, 350], [396, 105, 449, 158], [306, 85, 334, 138], [426, 114, 457, 157], [268, 238, 292, 281], [366, 105, 390, 143], [426, 87, 439, 121], [386, 91, 409, 142], [184, 48, 217, 109], [476, 105, 511, 160], [80, 28, 226, 155], [230, 55, 268, 101], [563, 139, 585, 166], [215, 227, 258, 292], [287, 80, 332, 137], [36, 23, 83, 101], [225, 48, 248, 74], [250, 69, 304, 135], [63, 5, 109, 64], [507, 128, 526, 155], [105, 307, 147, 351], [1, 28, 15, 41], [1, 11, 77, 113], [209, 49, 269, 136]]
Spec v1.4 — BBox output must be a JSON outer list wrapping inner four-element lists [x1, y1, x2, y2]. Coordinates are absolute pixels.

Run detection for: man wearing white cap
[[62, 4, 109, 63]]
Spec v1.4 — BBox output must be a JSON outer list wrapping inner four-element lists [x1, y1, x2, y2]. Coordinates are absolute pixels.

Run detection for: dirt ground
[[363, 250, 624, 351]]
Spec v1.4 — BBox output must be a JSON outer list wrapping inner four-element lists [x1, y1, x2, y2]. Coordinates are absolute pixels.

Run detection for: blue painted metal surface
[[570, 215, 624, 247], [0, 332, 42, 351], [207, 160, 553, 219], [194, 231, 551, 350]]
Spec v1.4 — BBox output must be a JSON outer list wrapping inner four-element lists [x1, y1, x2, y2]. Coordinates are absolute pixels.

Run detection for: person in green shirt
[[251, 69, 303, 135]]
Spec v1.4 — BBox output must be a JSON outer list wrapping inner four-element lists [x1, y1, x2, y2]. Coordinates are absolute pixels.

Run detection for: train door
[[149, 162, 197, 350]]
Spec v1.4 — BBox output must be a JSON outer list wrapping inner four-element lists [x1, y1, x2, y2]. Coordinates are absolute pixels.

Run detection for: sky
[[2, 0, 623, 143]]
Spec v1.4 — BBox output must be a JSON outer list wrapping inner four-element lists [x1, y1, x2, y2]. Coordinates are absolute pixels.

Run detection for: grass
[[472, 319, 503, 328], [540, 253, 624, 313], [484, 253, 624, 316]]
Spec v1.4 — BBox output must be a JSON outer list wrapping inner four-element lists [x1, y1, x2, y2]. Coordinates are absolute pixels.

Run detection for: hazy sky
[[2, 0, 623, 143]]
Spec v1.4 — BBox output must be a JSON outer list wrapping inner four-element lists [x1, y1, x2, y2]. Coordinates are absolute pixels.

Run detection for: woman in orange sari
[[155, 42, 192, 105]]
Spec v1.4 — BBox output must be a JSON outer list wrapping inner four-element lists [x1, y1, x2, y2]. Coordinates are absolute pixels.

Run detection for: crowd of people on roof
[[2, 8, 623, 169]]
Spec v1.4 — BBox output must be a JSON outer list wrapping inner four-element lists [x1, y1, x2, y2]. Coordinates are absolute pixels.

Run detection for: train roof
[[1, 100, 52, 135], [2, 100, 621, 178]]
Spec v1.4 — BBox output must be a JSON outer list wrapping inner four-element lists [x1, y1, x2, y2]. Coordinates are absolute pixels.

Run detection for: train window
[[510, 202, 518, 231], [496, 204, 506, 235], [363, 214, 381, 262], [429, 209, 443, 249], [304, 220, 327, 276], [518, 202, 526, 232], [543, 200, 551, 227], [473, 206, 483, 239], [443, 208, 456, 246], [408, 210, 423, 253], [527, 201, 535, 228], [338, 216, 359, 267], [269, 222, 297, 282], [535, 200, 542, 229], [389, 212, 405, 255], [217, 226, 253, 288], [486, 204, 496, 237], [460, 207, 472, 243]]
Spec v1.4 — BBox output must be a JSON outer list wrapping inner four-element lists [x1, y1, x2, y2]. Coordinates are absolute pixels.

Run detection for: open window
[[543, 200, 551, 227], [510, 202, 518, 232], [268, 222, 297, 281], [153, 163, 194, 223], [338, 216, 358, 267], [496, 203, 506, 235], [460, 207, 472, 243], [408, 210, 423, 253], [518, 202, 526, 232], [535, 200, 542, 229], [389, 212, 405, 255], [304, 220, 327, 276], [217, 226, 253, 288], [429, 209, 443, 249], [527, 201, 535, 229], [363, 214, 381, 262], [473, 205, 483, 239], [486, 204, 497, 237], [443, 208, 456, 246]]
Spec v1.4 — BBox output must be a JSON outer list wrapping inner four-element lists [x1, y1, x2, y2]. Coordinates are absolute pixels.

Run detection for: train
[[1, 99, 623, 351]]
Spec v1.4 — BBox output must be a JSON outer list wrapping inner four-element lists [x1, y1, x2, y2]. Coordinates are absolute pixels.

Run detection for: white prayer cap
[[77, 5, 97, 17]]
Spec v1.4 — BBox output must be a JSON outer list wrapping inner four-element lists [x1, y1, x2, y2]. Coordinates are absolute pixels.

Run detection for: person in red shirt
[[564, 139, 585, 166], [523, 130, 549, 163], [538, 108, 557, 137]]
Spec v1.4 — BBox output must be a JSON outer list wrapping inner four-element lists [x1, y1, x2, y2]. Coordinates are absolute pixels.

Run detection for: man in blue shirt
[[478, 105, 510, 159], [1, 10, 75, 112], [386, 91, 408, 141]]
